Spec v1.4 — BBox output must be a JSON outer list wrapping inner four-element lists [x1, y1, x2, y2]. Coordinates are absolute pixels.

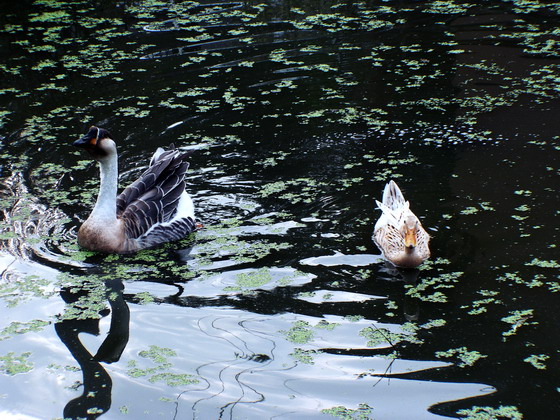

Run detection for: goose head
[[74, 126, 116, 161]]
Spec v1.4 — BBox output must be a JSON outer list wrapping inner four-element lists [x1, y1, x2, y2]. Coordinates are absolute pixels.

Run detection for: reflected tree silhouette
[[55, 278, 130, 419]]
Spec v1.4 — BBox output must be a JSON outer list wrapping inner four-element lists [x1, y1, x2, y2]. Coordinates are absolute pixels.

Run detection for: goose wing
[[116, 148, 190, 240], [136, 216, 196, 250]]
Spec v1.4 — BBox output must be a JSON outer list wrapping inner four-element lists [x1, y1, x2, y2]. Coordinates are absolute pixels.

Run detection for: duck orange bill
[[404, 229, 417, 248]]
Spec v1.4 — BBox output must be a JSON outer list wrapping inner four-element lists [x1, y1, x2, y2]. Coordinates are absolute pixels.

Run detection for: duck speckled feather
[[373, 180, 430, 268]]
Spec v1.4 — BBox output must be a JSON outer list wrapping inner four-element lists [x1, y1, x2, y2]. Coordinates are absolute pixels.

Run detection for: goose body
[[74, 126, 196, 253], [373, 180, 430, 268]]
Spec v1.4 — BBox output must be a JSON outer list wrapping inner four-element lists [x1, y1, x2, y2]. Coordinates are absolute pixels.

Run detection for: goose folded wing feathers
[[117, 171, 157, 214], [158, 163, 189, 220], [116, 146, 183, 204], [136, 217, 196, 250], [121, 190, 163, 238], [117, 150, 191, 240]]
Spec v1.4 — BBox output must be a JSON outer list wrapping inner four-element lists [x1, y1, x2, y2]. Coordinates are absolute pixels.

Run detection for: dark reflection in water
[[382, 267, 421, 322], [56, 278, 130, 419]]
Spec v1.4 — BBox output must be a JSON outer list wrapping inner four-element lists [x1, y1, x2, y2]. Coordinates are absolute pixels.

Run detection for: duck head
[[74, 126, 116, 160], [402, 215, 418, 250]]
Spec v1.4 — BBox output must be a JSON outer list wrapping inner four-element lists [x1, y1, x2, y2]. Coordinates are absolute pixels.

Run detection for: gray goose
[[73, 126, 196, 253]]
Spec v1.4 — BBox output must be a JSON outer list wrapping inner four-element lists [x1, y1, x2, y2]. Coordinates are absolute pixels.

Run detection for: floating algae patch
[[280, 320, 315, 345], [501, 309, 537, 341], [280, 318, 351, 346], [134, 291, 156, 305], [187, 216, 294, 271], [525, 258, 560, 269], [405, 271, 464, 303], [497, 271, 557, 290], [230, 267, 273, 290], [127, 345, 199, 387], [523, 354, 549, 370], [315, 319, 340, 331], [359, 319, 446, 351], [257, 173, 372, 209], [457, 405, 523, 420], [359, 325, 418, 348], [435, 347, 487, 368], [0, 274, 55, 308], [258, 178, 329, 204], [55, 274, 117, 321], [0, 319, 50, 341], [0, 351, 33, 376], [461, 290, 502, 316], [182, 267, 314, 297], [223, 267, 312, 292], [321, 403, 374, 420], [289, 348, 322, 365], [147, 372, 198, 387]]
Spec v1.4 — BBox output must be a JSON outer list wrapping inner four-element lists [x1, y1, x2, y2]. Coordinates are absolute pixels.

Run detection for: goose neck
[[91, 154, 118, 221]]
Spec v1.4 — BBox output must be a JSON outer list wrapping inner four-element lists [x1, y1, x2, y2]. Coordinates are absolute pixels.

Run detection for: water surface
[[0, 1, 559, 419]]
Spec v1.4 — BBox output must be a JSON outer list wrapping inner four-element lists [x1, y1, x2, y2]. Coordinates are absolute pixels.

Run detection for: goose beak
[[73, 135, 95, 147], [74, 126, 98, 148], [404, 228, 417, 248]]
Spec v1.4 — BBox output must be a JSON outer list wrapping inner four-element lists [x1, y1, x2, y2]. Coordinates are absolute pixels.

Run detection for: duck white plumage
[[373, 180, 430, 268], [73, 126, 196, 253]]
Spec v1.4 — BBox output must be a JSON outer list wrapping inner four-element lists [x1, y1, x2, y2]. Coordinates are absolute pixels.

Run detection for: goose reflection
[[55, 277, 130, 419]]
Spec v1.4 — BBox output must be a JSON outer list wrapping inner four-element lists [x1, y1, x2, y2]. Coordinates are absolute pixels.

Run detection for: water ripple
[[0, 172, 82, 268]]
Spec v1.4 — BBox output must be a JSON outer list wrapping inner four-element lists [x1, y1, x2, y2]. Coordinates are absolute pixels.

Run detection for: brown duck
[[373, 180, 430, 268]]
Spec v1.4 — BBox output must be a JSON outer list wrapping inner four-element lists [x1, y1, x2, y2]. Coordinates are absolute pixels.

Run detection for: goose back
[[116, 147, 192, 241]]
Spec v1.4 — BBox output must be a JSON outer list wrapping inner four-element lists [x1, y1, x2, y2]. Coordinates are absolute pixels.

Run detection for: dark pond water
[[1, 1, 559, 419]]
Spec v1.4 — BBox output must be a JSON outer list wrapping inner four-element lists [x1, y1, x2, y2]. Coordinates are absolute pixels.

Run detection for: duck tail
[[382, 180, 406, 210]]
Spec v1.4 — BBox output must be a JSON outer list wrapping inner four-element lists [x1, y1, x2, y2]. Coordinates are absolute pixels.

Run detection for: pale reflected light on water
[[1, 1, 559, 419]]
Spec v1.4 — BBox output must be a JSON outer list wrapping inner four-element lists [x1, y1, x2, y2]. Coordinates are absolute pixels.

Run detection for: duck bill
[[404, 228, 417, 248]]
